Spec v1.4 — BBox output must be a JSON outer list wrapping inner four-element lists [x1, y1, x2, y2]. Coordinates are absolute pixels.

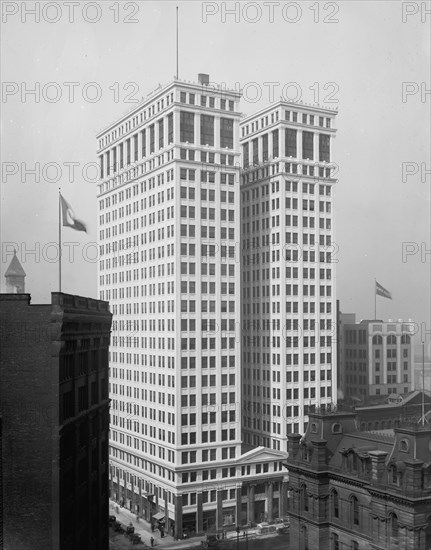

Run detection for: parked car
[[277, 525, 290, 535], [256, 522, 278, 535], [131, 533, 142, 545], [113, 521, 125, 534], [201, 534, 222, 548], [109, 515, 116, 525]]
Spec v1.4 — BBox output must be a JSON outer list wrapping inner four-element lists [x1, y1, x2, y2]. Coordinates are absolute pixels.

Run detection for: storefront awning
[[152, 512, 165, 521]]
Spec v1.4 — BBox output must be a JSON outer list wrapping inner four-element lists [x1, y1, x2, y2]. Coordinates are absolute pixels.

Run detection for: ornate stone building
[[285, 408, 431, 550]]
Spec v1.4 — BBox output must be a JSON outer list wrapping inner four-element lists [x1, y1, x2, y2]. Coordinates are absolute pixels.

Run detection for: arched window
[[387, 334, 396, 345], [350, 496, 359, 525], [332, 533, 339, 550], [301, 484, 308, 512], [373, 335, 382, 345], [332, 423, 342, 434], [389, 464, 398, 484], [425, 515, 431, 549], [301, 525, 309, 550], [332, 490, 339, 518], [391, 513, 398, 538], [399, 439, 409, 452]]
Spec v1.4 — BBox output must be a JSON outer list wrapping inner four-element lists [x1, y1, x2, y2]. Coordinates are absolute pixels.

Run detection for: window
[[201, 115, 214, 146], [220, 118, 233, 148], [319, 134, 330, 162], [302, 131, 314, 160], [285, 129, 297, 157], [350, 496, 359, 526], [332, 490, 339, 518], [272, 129, 279, 157], [332, 533, 339, 550], [301, 484, 308, 512], [180, 111, 194, 143], [391, 513, 398, 538], [301, 525, 308, 550]]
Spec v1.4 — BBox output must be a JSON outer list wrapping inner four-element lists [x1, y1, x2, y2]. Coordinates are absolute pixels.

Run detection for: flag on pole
[[59, 194, 87, 232], [376, 280, 392, 300]]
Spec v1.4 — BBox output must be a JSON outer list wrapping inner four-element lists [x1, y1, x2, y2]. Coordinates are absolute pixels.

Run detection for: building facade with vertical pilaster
[[96, 75, 288, 537], [240, 102, 338, 450], [0, 292, 112, 550]]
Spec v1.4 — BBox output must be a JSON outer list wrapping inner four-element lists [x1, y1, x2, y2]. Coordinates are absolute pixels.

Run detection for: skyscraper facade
[[240, 102, 338, 450], [97, 76, 287, 536]]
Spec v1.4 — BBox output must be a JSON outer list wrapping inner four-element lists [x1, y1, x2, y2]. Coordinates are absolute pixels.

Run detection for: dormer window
[[399, 439, 409, 452]]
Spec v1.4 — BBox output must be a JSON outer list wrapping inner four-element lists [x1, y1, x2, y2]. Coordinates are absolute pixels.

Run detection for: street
[[182, 534, 290, 550]]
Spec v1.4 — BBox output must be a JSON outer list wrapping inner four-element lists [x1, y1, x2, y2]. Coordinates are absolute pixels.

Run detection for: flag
[[60, 194, 87, 232], [376, 280, 392, 300]]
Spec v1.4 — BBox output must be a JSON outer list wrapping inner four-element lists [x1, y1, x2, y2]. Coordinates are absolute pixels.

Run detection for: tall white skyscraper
[[240, 102, 338, 451], [96, 76, 288, 537]]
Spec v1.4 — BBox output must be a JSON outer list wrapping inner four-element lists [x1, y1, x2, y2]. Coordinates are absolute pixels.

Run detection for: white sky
[[1, 1, 430, 346]]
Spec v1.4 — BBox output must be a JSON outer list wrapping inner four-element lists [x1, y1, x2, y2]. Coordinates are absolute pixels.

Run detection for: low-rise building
[[285, 408, 431, 550], [340, 317, 415, 402]]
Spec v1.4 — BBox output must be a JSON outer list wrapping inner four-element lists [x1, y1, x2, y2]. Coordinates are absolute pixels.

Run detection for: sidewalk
[[108, 500, 282, 549], [109, 500, 204, 548]]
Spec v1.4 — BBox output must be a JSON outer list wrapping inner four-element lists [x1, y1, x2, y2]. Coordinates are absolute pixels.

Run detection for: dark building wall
[[0, 293, 112, 550], [0, 295, 58, 550]]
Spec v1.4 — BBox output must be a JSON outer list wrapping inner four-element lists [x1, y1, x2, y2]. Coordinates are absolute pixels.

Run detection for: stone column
[[247, 484, 255, 524], [174, 494, 183, 539], [196, 492, 203, 533], [297, 130, 303, 160], [235, 486, 242, 527], [216, 490, 223, 530], [279, 481, 288, 518], [267, 482, 273, 521], [131, 477, 135, 512], [165, 492, 170, 534]]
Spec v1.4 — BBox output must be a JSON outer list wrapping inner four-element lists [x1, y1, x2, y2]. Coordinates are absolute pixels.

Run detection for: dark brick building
[[285, 408, 431, 550], [0, 292, 112, 550]]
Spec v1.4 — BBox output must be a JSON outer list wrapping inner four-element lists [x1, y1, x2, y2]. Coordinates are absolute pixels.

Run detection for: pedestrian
[[150, 536, 154, 547], [151, 523, 155, 532]]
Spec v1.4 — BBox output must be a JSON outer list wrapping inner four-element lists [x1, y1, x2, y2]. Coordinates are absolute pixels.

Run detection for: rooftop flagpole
[[59, 189, 62, 292], [421, 341, 425, 426], [176, 6, 179, 79]]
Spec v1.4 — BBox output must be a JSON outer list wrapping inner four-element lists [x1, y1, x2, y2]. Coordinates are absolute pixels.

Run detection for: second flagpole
[[374, 278, 377, 319]]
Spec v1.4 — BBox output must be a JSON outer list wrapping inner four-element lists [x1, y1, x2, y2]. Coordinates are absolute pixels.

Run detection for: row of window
[[243, 130, 330, 166]]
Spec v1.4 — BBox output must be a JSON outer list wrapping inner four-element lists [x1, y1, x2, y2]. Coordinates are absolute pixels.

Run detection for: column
[[313, 131, 319, 163], [297, 130, 303, 160], [131, 477, 135, 512], [235, 486, 242, 527], [174, 495, 183, 539], [196, 492, 203, 533], [139, 479, 143, 518], [214, 115, 221, 150], [279, 481, 288, 518], [267, 482, 273, 522], [247, 484, 255, 524], [165, 492, 170, 535], [216, 490, 223, 531], [280, 126, 286, 160], [194, 112, 199, 147]]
